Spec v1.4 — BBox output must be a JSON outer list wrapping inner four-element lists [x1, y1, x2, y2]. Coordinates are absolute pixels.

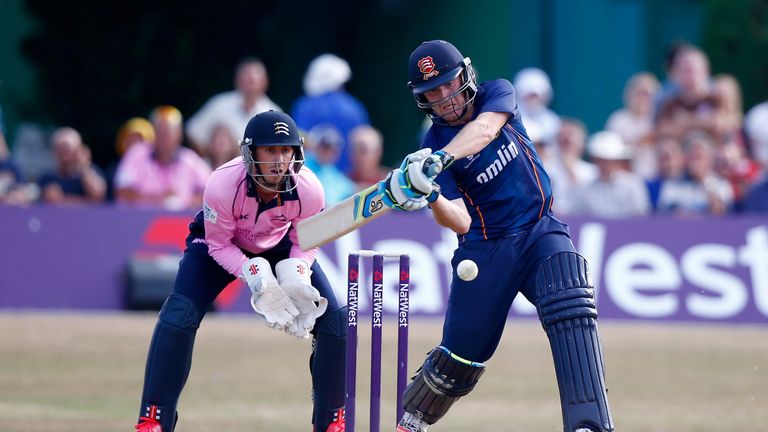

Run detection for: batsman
[[133, 111, 347, 432], [380, 40, 614, 432]]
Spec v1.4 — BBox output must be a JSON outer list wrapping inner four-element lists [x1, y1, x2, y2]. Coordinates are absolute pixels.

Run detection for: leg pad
[[535, 252, 613, 432], [402, 346, 485, 424]]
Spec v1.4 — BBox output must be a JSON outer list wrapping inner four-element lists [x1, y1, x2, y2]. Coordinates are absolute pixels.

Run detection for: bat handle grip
[[422, 150, 454, 179]]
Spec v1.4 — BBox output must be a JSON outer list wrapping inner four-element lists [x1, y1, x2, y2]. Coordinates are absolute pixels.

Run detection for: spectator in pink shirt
[[114, 106, 211, 211]]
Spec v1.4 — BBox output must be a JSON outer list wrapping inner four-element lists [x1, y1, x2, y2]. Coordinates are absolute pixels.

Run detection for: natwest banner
[[0, 205, 765, 324]]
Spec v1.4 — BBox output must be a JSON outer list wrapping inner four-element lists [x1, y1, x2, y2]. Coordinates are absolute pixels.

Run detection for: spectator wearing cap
[[545, 118, 598, 216], [186, 58, 280, 154], [105, 117, 155, 201], [742, 101, 768, 212], [656, 129, 733, 215], [38, 127, 107, 204], [114, 106, 211, 211], [291, 54, 370, 174], [303, 124, 356, 205], [513, 68, 561, 148], [570, 131, 650, 218], [347, 125, 389, 190]]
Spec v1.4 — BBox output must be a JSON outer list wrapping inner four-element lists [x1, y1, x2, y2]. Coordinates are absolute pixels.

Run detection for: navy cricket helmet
[[407, 40, 478, 123], [240, 110, 305, 192]]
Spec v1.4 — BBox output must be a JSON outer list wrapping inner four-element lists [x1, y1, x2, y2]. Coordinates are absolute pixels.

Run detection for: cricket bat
[[297, 183, 390, 250], [296, 150, 452, 250]]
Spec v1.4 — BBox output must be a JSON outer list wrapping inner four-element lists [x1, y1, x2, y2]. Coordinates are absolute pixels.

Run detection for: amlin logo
[[476, 141, 519, 184]]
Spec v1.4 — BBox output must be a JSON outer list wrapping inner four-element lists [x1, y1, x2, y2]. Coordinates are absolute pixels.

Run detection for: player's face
[[254, 145, 295, 186], [423, 78, 467, 123]]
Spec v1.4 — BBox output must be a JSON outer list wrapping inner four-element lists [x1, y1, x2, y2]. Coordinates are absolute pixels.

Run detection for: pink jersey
[[202, 157, 324, 276], [114, 142, 212, 209]]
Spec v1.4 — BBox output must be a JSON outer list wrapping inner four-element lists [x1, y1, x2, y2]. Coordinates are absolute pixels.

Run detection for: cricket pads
[[401, 346, 485, 424]]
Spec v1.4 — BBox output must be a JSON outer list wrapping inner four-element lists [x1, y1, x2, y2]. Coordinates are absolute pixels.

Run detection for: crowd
[[1, 43, 767, 215]]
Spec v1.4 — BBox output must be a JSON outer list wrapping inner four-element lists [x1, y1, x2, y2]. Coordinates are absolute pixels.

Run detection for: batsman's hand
[[378, 169, 430, 211], [400, 148, 436, 195], [403, 149, 454, 193], [242, 257, 299, 329], [275, 258, 328, 339]]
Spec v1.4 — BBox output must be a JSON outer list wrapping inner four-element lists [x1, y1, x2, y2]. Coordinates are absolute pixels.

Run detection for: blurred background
[[1, 0, 766, 166]]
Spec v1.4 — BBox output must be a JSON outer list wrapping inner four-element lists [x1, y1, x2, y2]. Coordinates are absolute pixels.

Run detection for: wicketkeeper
[[134, 111, 347, 432]]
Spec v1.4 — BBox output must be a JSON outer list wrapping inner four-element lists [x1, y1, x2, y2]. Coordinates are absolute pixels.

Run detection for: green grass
[[0, 313, 766, 431]]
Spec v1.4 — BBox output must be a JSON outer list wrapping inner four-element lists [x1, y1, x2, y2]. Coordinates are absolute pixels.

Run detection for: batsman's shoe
[[134, 418, 162, 432], [396, 412, 429, 432], [323, 408, 346, 432]]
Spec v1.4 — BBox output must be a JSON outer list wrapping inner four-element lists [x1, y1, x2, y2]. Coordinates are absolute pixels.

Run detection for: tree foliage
[[702, 0, 768, 112]]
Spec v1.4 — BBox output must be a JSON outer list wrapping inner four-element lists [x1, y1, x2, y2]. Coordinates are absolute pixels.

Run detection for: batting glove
[[242, 257, 299, 329], [378, 169, 429, 211], [275, 258, 328, 339]]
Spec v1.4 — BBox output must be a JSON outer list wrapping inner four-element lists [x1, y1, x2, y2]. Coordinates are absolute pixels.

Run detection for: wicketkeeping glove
[[242, 257, 299, 329], [275, 258, 328, 339]]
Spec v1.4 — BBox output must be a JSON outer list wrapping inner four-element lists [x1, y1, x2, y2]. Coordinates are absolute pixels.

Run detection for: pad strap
[[402, 346, 485, 424]]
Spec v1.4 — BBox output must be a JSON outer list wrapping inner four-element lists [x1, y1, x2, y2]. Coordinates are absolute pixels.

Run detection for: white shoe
[[575, 428, 593, 432], [396, 412, 429, 432]]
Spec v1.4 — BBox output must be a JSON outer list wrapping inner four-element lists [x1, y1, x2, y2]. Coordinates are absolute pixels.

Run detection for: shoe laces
[[135, 417, 161, 431]]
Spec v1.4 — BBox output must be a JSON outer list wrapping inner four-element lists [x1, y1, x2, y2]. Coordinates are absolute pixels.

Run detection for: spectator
[[656, 46, 722, 140], [743, 101, 768, 212], [114, 106, 211, 211], [206, 123, 240, 170], [0, 113, 36, 205], [513, 67, 561, 148], [38, 127, 106, 204], [291, 54, 370, 174], [606, 72, 660, 179], [186, 58, 280, 153], [105, 117, 155, 201], [570, 131, 650, 218], [347, 125, 388, 189], [654, 40, 695, 117], [745, 101, 768, 169], [714, 134, 761, 210], [607, 72, 660, 146], [646, 134, 686, 210], [544, 118, 598, 216], [656, 129, 733, 215], [712, 73, 744, 142], [744, 178, 768, 212], [303, 124, 356, 205]]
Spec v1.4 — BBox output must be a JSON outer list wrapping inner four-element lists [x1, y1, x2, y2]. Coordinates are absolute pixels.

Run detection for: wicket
[[346, 250, 410, 432]]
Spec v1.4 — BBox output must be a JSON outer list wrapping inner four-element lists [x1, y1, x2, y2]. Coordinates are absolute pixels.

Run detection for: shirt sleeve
[[288, 169, 325, 264], [202, 173, 248, 277], [113, 145, 145, 189], [479, 80, 519, 119]]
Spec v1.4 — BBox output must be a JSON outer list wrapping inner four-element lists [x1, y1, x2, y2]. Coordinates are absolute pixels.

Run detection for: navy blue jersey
[[421, 79, 553, 241]]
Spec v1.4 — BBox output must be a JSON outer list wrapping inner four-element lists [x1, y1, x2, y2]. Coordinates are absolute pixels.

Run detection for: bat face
[[296, 184, 391, 250], [353, 184, 387, 221]]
